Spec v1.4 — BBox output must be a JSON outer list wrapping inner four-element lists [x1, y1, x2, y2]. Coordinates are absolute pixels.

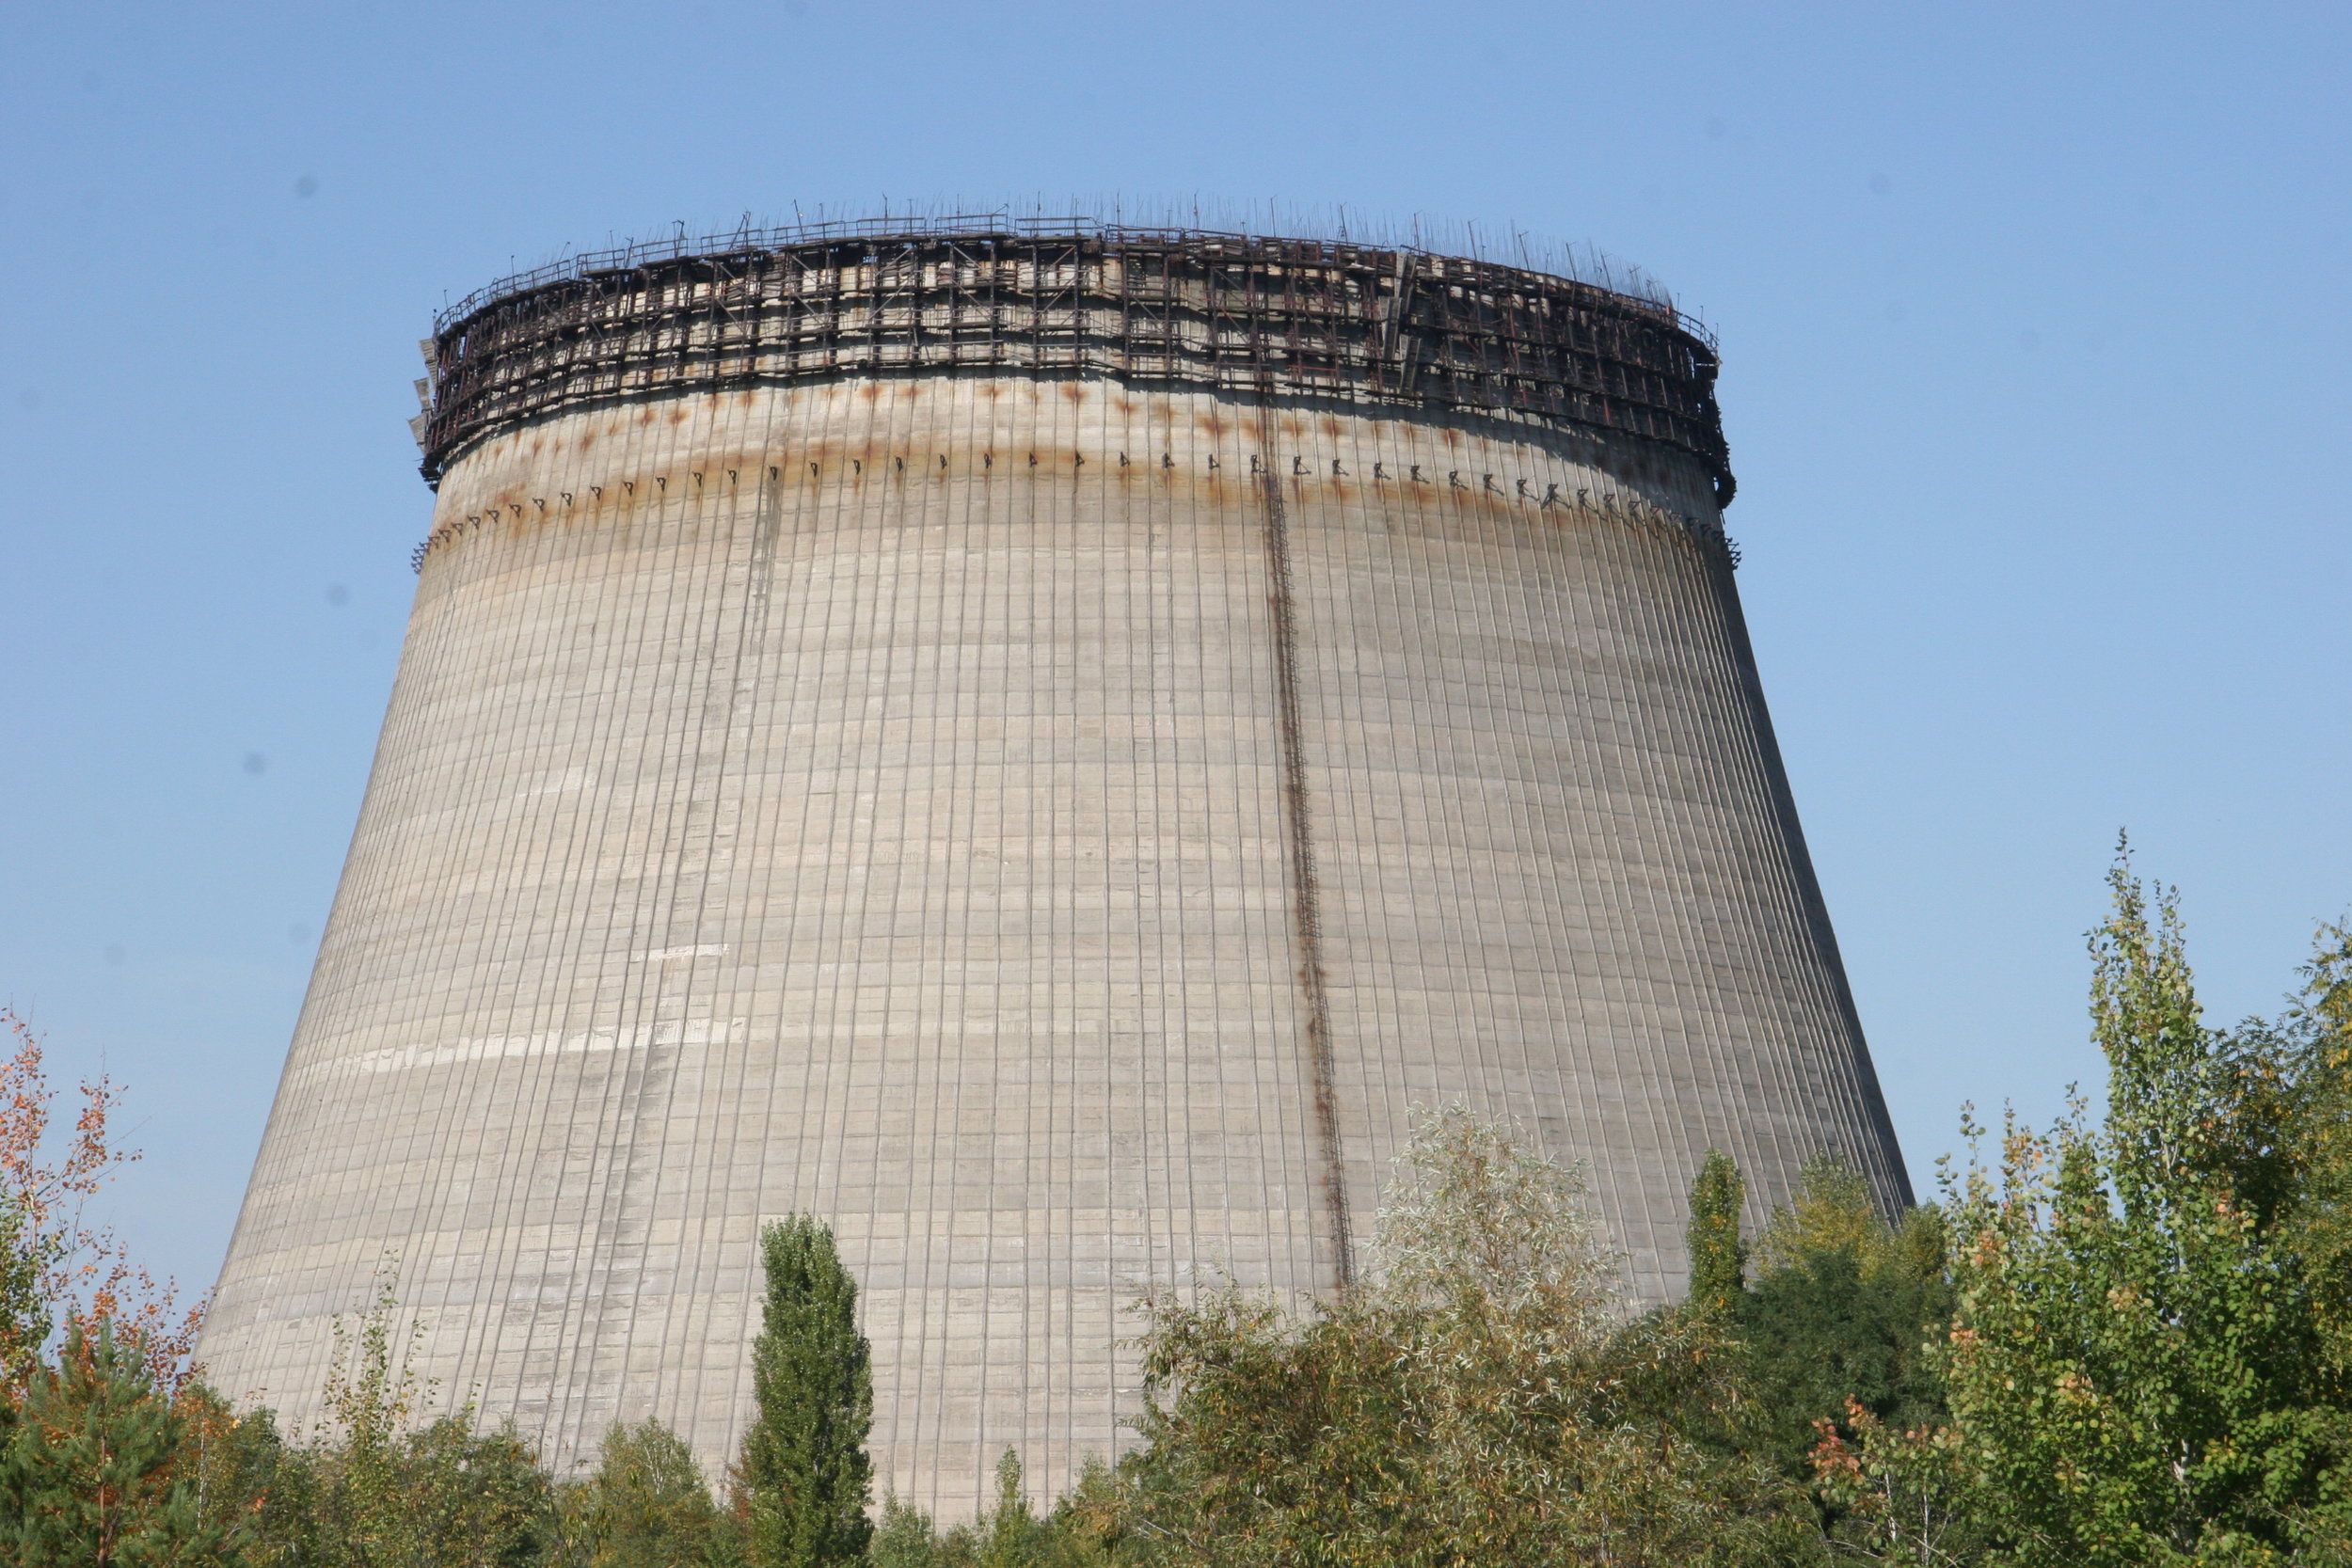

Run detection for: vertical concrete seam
[[1253, 400, 1355, 1291]]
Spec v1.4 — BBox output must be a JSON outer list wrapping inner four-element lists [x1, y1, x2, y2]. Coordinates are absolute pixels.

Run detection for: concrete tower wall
[[201, 226, 1907, 1516]]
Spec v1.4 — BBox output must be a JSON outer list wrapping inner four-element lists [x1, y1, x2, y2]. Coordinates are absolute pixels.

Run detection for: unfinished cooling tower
[[200, 217, 1910, 1513]]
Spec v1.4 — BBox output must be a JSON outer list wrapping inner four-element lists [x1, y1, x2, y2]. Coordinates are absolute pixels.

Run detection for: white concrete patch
[[294, 1016, 742, 1082], [632, 943, 729, 963]]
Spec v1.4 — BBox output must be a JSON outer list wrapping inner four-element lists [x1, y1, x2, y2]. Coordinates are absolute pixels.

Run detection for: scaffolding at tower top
[[421, 220, 1733, 504]]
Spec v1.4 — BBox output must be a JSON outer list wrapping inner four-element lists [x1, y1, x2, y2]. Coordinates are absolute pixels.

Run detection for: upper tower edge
[[420, 222, 1733, 507]]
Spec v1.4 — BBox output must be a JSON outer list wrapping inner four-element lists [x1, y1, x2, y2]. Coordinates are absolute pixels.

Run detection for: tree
[[1122, 1106, 1821, 1566], [962, 1450, 1049, 1568], [739, 1215, 873, 1568], [559, 1419, 720, 1568], [304, 1270, 433, 1565], [1687, 1148, 1749, 1320], [263, 1272, 559, 1568], [0, 1007, 204, 1396], [1733, 1155, 1951, 1481], [173, 1387, 301, 1568], [2, 1318, 224, 1565], [1671, 1148, 1963, 1560], [1846, 857, 2352, 1566], [866, 1450, 1122, 1568], [2282, 922, 2352, 1379], [398, 1415, 557, 1568]]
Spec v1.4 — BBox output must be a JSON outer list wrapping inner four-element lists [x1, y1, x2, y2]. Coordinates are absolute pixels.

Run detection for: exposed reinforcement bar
[[421, 223, 1732, 504]]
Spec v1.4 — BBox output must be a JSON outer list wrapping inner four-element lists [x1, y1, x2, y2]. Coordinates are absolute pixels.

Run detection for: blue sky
[[4, 1, 2346, 1298]]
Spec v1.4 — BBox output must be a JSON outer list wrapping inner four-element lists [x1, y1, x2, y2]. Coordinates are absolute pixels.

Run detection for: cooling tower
[[201, 218, 1909, 1513]]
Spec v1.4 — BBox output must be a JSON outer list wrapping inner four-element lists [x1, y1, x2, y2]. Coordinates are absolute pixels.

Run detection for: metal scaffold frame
[[421, 220, 1734, 503]]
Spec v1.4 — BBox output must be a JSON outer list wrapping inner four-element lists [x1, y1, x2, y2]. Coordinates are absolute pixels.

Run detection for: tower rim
[[418, 218, 1734, 505]]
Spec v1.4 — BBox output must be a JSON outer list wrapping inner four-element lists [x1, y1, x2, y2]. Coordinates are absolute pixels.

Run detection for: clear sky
[[4, 1, 2346, 1300]]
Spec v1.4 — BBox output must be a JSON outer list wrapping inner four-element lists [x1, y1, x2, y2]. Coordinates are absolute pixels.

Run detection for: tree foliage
[[1117, 1106, 1820, 1566], [558, 1419, 721, 1568], [1687, 1148, 1749, 1322], [1732, 1155, 1952, 1481], [2282, 925, 2352, 1382], [1830, 856, 2352, 1566], [868, 1450, 1121, 1568], [276, 1277, 559, 1568], [12, 859, 2352, 1565], [0, 1007, 203, 1397], [2, 1319, 224, 1564], [741, 1215, 874, 1568]]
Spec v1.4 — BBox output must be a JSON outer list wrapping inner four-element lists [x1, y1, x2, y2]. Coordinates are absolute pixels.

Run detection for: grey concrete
[[201, 372, 1906, 1515]]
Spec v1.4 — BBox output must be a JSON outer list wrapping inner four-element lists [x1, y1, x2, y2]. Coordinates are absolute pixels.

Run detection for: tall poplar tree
[[741, 1215, 872, 1568]]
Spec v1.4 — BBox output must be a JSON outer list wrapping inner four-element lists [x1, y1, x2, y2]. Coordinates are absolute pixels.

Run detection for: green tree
[[265, 1274, 557, 1568], [1673, 1150, 1967, 1560], [1, 1318, 225, 1565], [867, 1453, 1122, 1568], [739, 1215, 873, 1568], [2281, 923, 2352, 1379], [401, 1416, 556, 1568], [1687, 1148, 1749, 1321], [1734, 1155, 1952, 1480], [288, 1404, 554, 1568], [1122, 1106, 1821, 1566], [175, 1390, 303, 1568], [559, 1419, 720, 1568], [965, 1451, 1047, 1568], [303, 1272, 432, 1565], [950, 1451, 1062, 1568], [867, 1495, 946, 1568], [0, 1190, 44, 1392], [1853, 859, 2352, 1566]]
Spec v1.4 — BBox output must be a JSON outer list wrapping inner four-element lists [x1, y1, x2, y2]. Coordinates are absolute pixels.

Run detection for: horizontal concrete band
[[205, 374, 1898, 1520]]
